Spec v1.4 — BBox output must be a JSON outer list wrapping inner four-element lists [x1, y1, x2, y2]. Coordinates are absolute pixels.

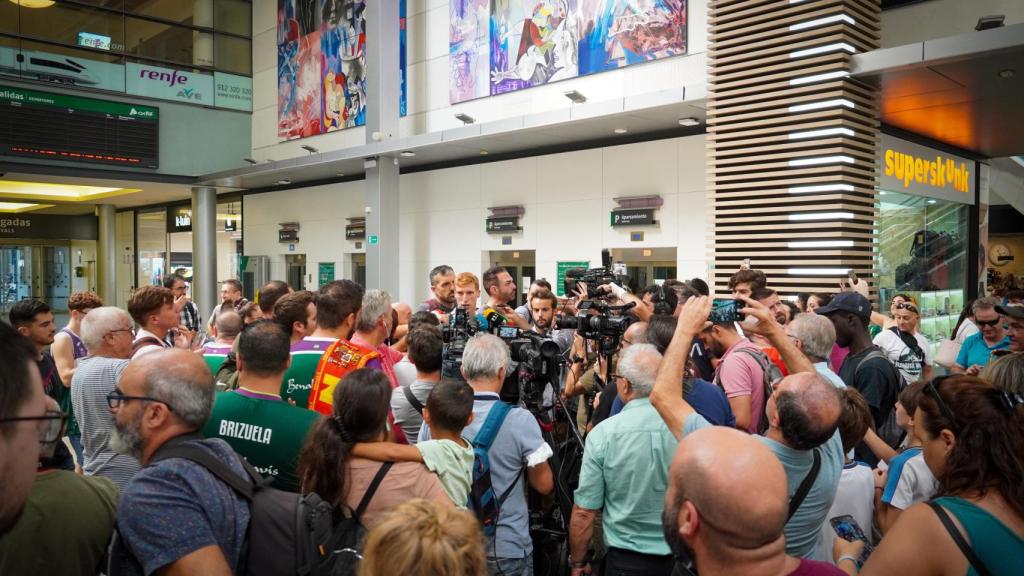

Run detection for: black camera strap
[[787, 448, 821, 522], [403, 385, 425, 415]]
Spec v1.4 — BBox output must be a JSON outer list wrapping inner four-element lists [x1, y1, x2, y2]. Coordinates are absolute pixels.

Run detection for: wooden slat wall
[[708, 0, 881, 296]]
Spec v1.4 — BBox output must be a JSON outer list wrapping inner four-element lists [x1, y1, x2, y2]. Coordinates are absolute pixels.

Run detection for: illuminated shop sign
[[879, 135, 975, 203]]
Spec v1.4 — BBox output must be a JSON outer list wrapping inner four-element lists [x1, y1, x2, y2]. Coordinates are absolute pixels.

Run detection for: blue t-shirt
[[684, 413, 844, 559], [956, 332, 1009, 369], [611, 379, 735, 427], [419, 393, 551, 559], [112, 438, 251, 576]]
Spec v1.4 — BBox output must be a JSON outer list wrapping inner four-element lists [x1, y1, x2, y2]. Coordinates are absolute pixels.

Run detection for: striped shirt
[[70, 356, 141, 489]]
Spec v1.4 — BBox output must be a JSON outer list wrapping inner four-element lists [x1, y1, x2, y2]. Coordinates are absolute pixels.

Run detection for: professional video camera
[[440, 307, 477, 380], [555, 299, 634, 356], [561, 248, 629, 298], [496, 326, 564, 412]]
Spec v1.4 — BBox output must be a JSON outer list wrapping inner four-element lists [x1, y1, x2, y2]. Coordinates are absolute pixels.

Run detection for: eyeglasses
[[894, 303, 919, 314], [107, 327, 137, 338], [0, 410, 68, 443], [106, 389, 174, 412], [924, 376, 959, 434], [976, 318, 1003, 328], [611, 373, 626, 381]]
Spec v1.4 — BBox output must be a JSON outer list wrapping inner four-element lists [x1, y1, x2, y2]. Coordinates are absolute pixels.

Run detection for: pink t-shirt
[[715, 338, 767, 434], [789, 559, 847, 575], [351, 334, 404, 389], [830, 343, 850, 374]]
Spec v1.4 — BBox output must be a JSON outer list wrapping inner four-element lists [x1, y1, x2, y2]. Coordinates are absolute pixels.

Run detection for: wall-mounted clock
[[989, 243, 1013, 267]]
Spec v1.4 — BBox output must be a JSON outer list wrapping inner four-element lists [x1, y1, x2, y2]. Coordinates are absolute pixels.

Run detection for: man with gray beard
[[108, 349, 251, 576]]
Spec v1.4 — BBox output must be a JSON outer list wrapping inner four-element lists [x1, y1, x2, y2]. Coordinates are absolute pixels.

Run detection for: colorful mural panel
[[450, 0, 687, 104], [277, 0, 406, 140]]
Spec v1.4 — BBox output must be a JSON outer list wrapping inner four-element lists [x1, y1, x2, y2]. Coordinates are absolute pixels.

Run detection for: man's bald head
[[663, 427, 788, 563], [769, 372, 841, 451], [127, 349, 215, 429], [623, 321, 648, 347]]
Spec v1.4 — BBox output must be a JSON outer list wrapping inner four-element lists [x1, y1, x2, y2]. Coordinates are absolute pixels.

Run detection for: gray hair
[[974, 297, 1000, 314], [462, 333, 511, 382], [356, 289, 393, 332], [788, 313, 836, 363], [617, 343, 661, 398], [80, 306, 131, 352], [140, 351, 215, 429]]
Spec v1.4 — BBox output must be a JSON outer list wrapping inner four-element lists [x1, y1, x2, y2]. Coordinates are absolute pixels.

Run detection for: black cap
[[996, 304, 1024, 319], [814, 291, 872, 321]]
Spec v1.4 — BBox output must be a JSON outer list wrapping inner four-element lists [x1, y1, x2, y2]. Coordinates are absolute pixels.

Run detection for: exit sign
[[368, 235, 379, 245]]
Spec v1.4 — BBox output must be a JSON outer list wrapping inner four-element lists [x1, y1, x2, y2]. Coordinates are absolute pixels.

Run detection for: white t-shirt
[[816, 461, 875, 563], [393, 358, 417, 389], [882, 448, 939, 510], [873, 329, 932, 385]]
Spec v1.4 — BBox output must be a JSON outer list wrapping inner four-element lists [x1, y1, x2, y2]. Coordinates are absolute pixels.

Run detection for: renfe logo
[[139, 68, 188, 87]]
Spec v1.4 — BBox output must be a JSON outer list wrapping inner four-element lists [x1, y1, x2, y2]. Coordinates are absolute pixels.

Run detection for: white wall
[[244, 134, 708, 305], [250, 0, 709, 161], [881, 0, 1024, 48]]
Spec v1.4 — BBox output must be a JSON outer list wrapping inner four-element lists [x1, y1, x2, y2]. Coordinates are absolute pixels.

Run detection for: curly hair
[[359, 499, 486, 576], [68, 291, 103, 311], [918, 375, 1024, 519]]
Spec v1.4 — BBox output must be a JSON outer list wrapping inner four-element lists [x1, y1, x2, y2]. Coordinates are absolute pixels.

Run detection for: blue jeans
[[69, 434, 84, 467], [487, 553, 533, 576]]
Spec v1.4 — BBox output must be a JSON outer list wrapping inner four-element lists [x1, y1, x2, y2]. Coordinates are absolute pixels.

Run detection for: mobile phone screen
[[830, 515, 873, 556], [709, 299, 744, 324], [498, 326, 519, 339]]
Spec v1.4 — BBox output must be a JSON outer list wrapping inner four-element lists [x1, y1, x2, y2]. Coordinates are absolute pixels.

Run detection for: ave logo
[[177, 88, 202, 100]]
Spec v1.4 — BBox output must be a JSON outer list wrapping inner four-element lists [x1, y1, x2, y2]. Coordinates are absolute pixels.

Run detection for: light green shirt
[[416, 438, 475, 508], [574, 398, 678, 555]]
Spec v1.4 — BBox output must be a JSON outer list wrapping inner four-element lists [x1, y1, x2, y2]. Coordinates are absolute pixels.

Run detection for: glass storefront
[[0, 0, 252, 110], [877, 189, 971, 353], [135, 201, 242, 288]]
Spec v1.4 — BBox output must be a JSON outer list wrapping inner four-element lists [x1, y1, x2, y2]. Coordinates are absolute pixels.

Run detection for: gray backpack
[[715, 346, 784, 434]]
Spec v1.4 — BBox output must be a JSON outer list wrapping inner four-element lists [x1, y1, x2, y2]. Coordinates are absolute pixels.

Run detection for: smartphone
[[709, 299, 745, 323], [742, 258, 751, 270], [498, 326, 520, 340], [830, 515, 873, 557], [848, 269, 858, 284]]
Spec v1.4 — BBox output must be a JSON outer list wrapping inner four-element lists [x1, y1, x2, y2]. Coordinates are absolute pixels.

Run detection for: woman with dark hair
[[297, 368, 449, 528], [834, 375, 1024, 575]]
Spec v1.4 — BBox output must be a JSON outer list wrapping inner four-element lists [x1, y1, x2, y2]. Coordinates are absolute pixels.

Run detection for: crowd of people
[[0, 264, 1022, 576]]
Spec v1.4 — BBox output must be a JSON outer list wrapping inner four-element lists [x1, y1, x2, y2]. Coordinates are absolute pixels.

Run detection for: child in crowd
[[874, 381, 940, 534], [352, 378, 475, 507], [817, 388, 876, 563]]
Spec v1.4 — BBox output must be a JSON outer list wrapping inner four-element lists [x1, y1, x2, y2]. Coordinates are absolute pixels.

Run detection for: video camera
[[440, 307, 478, 380], [562, 248, 628, 298]]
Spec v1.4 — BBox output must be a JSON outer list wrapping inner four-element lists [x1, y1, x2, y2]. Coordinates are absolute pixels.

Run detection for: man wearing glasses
[[107, 349, 251, 576], [71, 306, 142, 489], [952, 297, 1010, 375]]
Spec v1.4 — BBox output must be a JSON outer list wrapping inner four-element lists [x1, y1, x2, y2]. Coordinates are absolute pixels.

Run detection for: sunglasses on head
[[894, 302, 919, 314], [976, 318, 1003, 327], [923, 376, 959, 434]]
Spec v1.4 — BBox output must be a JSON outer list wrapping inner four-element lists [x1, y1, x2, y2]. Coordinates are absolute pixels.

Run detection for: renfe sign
[[126, 63, 214, 106], [880, 135, 975, 203]]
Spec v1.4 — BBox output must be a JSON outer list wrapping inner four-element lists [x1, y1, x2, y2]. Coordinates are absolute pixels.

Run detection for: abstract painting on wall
[[277, 0, 406, 140], [450, 0, 687, 104]]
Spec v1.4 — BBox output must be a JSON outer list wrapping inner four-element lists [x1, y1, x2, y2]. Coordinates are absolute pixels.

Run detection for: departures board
[[0, 85, 159, 168]]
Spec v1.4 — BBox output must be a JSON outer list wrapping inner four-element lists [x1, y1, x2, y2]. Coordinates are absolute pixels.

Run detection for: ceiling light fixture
[[975, 14, 1005, 31], [788, 127, 856, 139], [613, 128, 628, 134], [479, 150, 489, 155], [790, 14, 855, 31], [788, 240, 855, 248], [998, 68, 1015, 79], [787, 267, 852, 276], [400, 151, 416, 157], [564, 89, 587, 104], [300, 145, 318, 154], [0, 180, 139, 201], [0, 201, 53, 213], [678, 117, 700, 127], [788, 155, 856, 166], [455, 112, 475, 124], [789, 99, 856, 113], [790, 42, 856, 59], [9, 0, 55, 7], [788, 184, 854, 194], [926, 199, 937, 204], [277, 179, 291, 185], [336, 172, 346, 177], [790, 71, 850, 85], [788, 212, 855, 221]]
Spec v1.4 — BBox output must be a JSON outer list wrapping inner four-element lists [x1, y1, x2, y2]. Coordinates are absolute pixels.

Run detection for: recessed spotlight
[[926, 199, 937, 204], [479, 150, 489, 155], [998, 68, 1015, 79], [613, 128, 628, 134], [277, 179, 291, 185], [400, 151, 416, 157], [678, 117, 700, 127], [335, 172, 345, 177]]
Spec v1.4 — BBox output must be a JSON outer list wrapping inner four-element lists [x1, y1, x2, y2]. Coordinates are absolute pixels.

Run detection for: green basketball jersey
[[202, 343, 232, 377], [202, 390, 321, 492], [280, 337, 336, 408]]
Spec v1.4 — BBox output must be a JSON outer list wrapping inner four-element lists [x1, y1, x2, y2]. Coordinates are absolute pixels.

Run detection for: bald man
[[652, 296, 845, 560], [108, 350, 251, 576], [663, 427, 845, 576]]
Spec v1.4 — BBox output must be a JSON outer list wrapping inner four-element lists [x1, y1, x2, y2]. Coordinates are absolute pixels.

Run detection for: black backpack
[[110, 435, 392, 576]]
